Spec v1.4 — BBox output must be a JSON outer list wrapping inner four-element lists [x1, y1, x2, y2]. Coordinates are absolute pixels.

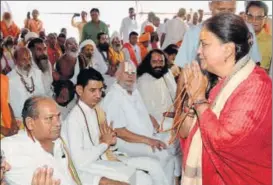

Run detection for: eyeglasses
[[246, 14, 266, 21]]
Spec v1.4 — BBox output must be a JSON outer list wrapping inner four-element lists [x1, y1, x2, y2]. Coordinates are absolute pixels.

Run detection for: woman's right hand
[[31, 167, 61, 185]]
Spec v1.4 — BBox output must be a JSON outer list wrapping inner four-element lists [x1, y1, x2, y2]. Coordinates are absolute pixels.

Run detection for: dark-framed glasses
[[246, 14, 266, 21]]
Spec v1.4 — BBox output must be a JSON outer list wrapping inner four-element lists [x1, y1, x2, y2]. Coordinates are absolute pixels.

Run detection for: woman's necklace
[[16, 69, 35, 94]]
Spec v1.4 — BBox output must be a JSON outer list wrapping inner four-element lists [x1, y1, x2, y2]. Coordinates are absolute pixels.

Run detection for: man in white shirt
[[122, 31, 142, 67], [101, 62, 179, 185], [28, 38, 53, 96], [153, 16, 166, 48], [62, 67, 168, 185], [120, 7, 138, 44], [140, 12, 155, 34], [137, 49, 177, 132], [7, 47, 46, 120], [1, 96, 82, 185], [161, 8, 188, 50]]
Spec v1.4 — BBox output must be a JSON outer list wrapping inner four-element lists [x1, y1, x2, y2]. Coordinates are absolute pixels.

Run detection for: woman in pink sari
[[175, 13, 272, 185]]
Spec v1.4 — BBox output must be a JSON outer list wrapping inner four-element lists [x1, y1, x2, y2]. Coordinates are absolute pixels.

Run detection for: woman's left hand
[[183, 61, 208, 101]]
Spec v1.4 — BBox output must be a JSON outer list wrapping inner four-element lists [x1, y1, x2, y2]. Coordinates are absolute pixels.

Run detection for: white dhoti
[[117, 138, 177, 185]]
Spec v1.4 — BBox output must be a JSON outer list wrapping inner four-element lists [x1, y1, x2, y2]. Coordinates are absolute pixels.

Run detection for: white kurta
[[1, 130, 77, 185], [137, 71, 182, 178], [7, 67, 46, 120], [70, 57, 80, 85], [93, 49, 116, 90], [32, 60, 53, 97], [161, 17, 188, 50], [62, 100, 168, 185], [101, 83, 178, 185], [122, 44, 142, 64], [137, 70, 177, 130], [156, 23, 166, 43], [120, 17, 138, 43]]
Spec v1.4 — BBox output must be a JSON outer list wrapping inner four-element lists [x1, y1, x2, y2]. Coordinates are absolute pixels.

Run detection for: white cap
[[25, 32, 38, 42], [79, 39, 96, 51], [110, 31, 121, 44]]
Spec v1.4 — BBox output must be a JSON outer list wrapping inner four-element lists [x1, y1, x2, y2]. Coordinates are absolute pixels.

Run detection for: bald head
[[14, 47, 32, 73], [209, 0, 236, 16]]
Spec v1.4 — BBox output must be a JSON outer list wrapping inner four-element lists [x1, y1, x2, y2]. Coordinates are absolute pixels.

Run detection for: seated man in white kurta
[[7, 47, 46, 121], [101, 61, 178, 185], [136, 49, 182, 183], [62, 67, 168, 185], [1, 96, 82, 185], [137, 49, 177, 132]]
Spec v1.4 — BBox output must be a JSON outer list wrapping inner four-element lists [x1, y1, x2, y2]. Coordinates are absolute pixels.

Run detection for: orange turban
[[139, 33, 150, 43], [144, 25, 154, 33]]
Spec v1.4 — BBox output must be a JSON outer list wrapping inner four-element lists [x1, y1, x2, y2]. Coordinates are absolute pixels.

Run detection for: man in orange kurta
[[0, 12, 20, 39], [24, 9, 44, 35]]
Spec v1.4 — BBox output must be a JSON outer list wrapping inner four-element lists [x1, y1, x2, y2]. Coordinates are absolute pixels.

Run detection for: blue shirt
[[174, 22, 261, 67]]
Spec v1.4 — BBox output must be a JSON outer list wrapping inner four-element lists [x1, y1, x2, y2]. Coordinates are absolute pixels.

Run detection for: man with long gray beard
[[28, 38, 53, 96], [108, 31, 125, 68]]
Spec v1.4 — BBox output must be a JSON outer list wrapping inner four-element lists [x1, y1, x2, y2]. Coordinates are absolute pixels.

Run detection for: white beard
[[118, 81, 137, 93], [67, 51, 79, 58]]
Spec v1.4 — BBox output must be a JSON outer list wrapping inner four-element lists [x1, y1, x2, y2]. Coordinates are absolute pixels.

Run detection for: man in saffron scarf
[[24, 9, 44, 35], [0, 12, 20, 39], [108, 31, 125, 67], [175, 13, 271, 185], [137, 32, 150, 61], [122, 31, 141, 67]]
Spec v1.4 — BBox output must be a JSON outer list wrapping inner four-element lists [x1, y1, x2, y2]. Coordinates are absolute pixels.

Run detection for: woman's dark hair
[[203, 12, 252, 62], [52, 80, 75, 107], [137, 49, 169, 78]]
